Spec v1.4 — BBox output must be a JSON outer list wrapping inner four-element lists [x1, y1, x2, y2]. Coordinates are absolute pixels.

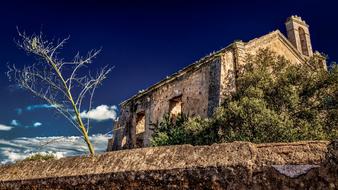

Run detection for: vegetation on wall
[[151, 49, 338, 146], [22, 153, 56, 162]]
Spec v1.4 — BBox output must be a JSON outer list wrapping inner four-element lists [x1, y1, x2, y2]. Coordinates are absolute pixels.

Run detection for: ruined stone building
[[107, 16, 325, 151]]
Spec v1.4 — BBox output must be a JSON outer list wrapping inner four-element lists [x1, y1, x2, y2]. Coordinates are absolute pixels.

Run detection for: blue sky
[[0, 0, 337, 163]]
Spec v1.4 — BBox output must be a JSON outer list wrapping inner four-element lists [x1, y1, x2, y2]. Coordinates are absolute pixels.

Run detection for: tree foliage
[[151, 49, 338, 146]]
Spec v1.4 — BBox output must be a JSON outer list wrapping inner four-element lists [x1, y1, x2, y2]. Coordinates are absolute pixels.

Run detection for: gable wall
[[245, 33, 304, 64]]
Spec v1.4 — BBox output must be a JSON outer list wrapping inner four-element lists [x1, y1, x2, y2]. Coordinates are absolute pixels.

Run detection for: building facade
[[107, 16, 324, 151]]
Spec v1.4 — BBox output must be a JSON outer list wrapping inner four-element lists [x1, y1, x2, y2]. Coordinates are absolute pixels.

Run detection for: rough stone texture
[[109, 16, 320, 151], [1, 141, 336, 190], [112, 55, 221, 150]]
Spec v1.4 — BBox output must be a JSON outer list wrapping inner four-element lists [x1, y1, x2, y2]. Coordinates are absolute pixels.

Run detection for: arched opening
[[299, 27, 309, 56]]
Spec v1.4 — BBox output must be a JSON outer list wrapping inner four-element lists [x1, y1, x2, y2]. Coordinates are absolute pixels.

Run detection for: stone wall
[[245, 30, 304, 64], [112, 53, 224, 150], [1, 141, 337, 190]]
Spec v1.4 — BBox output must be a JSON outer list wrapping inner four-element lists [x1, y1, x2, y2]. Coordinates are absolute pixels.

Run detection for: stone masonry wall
[[245, 31, 304, 64], [1, 141, 337, 190], [149, 58, 215, 122], [113, 55, 223, 150]]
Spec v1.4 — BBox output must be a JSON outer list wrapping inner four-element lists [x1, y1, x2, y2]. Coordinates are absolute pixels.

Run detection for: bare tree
[[7, 29, 112, 155]]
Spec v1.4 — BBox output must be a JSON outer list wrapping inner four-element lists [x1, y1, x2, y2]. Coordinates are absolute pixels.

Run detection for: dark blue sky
[[0, 0, 337, 141]]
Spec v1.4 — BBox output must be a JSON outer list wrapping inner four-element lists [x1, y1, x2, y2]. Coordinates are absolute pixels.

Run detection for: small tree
[[7, 30, 112, 155]]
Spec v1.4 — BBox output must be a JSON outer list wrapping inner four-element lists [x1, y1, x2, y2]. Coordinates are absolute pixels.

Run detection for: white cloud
[[2, 149, 27, 162], [9, 120, 43, 128], [26, 104, 58, 111], [15, 104, 59, 115], [1, 150, 64, 163], [10, 120, 20, 126], [0, 124, 13, 131], [80, 105, 118, 121], [33, 122, 42, 127], [0, 134, 111, 164]]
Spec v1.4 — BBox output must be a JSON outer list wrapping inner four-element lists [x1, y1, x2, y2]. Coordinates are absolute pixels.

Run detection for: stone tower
[[285, 15, 313, 57]]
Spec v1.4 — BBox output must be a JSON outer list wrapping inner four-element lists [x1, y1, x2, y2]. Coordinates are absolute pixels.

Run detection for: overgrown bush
[[150, 114, 189, 146], [22, 153, 56, 162], [151, 49, 338, 146]]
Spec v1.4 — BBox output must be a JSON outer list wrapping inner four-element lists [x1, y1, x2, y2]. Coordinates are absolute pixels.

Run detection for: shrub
[[22, 153, 56, 162], [150, 114, 189, 146]]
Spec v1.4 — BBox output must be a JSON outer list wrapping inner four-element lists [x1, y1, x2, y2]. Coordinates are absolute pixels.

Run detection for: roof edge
[[120, 43, 234, 106]]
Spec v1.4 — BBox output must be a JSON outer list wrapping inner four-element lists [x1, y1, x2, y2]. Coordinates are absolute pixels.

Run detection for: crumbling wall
[[1, 141, 337, 190], [149, 58, 215, 123], [113, 55, 224, 150]]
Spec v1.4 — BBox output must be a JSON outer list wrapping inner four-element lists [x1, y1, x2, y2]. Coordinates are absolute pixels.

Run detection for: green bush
[[151, 49, 338, 146], [150, 114, 188, 146], [22, 153, 56, 162], [151, 114, 220, 146]]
